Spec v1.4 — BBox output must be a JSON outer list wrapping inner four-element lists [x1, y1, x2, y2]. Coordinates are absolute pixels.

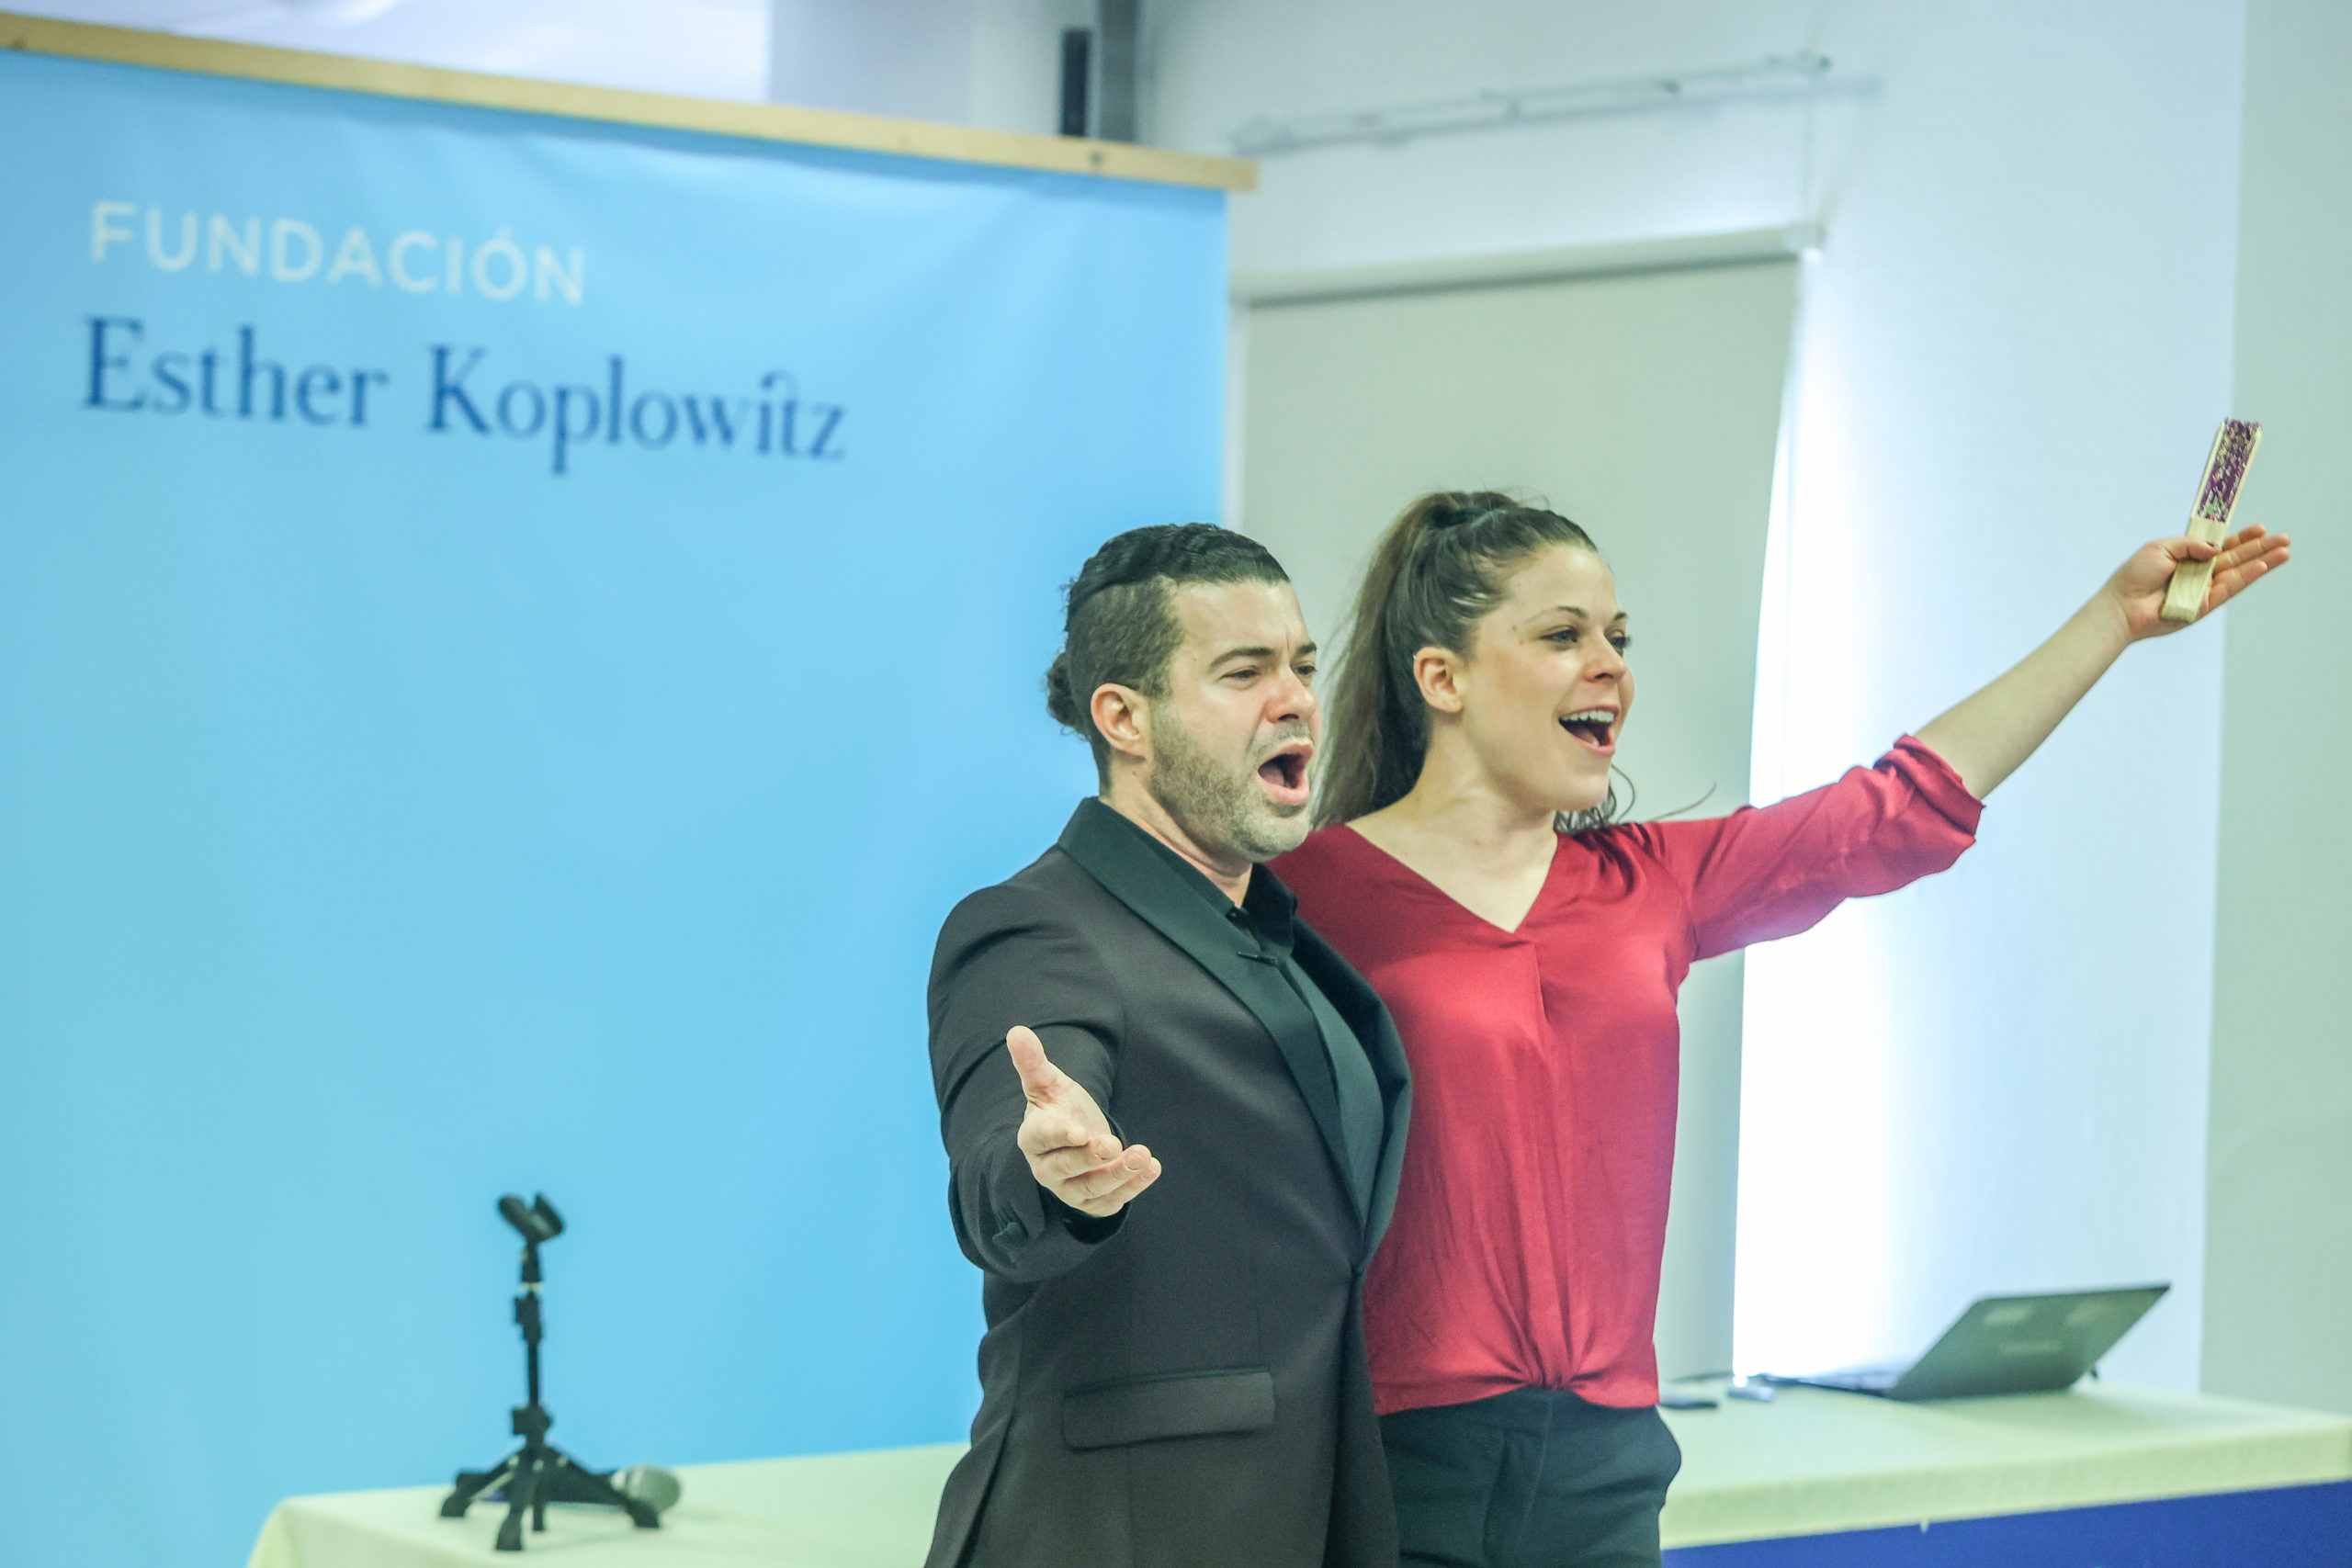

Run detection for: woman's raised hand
[[1917, 522, 2292, 798], [1007, 1025, 1163, 1219], [2105, 525, 2292, 640]]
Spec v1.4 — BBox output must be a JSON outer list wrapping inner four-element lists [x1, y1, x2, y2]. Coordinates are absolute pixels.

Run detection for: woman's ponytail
[[1318, 494, 1460, 825]]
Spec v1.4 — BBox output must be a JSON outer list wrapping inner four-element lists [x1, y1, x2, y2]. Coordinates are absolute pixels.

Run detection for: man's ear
[[1412, 646, 1466, 715], [1091, 683, 1151, 764]]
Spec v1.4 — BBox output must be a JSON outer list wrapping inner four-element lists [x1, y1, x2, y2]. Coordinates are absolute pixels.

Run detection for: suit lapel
[[1294, 924, 1412, 1254], [1057, 804, 1357, 1220]]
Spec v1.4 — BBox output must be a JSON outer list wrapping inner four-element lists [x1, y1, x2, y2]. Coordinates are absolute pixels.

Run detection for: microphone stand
[[441, 1210, 658, 1551]]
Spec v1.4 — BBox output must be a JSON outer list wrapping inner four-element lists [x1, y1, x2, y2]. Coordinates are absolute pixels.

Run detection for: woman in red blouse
[[1272, 491, 2288, 1568]]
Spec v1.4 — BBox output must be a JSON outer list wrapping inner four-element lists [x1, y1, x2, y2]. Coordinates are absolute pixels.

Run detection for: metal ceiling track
[[1233, 51, 1834, 157]]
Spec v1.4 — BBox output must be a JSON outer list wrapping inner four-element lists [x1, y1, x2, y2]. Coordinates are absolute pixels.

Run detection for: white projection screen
[[1237, 254, 1799, 1381]]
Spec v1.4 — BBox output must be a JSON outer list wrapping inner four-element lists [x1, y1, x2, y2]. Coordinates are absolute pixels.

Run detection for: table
[[1657, 1380, 2352, 1564], [245, 1445, 964, 1568], [246, 1384, 2352, 1568]]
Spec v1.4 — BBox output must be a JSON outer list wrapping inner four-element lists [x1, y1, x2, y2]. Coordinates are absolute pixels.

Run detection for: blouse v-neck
[[1333, 821, 1565, 939]]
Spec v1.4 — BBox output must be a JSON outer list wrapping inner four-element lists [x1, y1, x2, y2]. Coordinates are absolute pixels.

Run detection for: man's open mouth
[[1559, 707, 1616, 754], [1256, 743, 1312, 803]]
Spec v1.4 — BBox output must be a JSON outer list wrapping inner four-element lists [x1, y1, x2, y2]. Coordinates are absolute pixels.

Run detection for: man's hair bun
[[1043, 649, 1084, 731]]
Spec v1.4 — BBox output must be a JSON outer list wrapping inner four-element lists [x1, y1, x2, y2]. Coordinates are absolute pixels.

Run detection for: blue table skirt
[[1664, 1480, 2352, 1567]]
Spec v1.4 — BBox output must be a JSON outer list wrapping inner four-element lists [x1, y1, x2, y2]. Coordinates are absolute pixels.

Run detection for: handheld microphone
[[610, 1465, 682, 1515]]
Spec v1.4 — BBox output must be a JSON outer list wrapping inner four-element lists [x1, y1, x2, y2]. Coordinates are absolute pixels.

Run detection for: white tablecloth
[[246, 1383, 2352, 1566], [1656, 1380, 2352, 1546]]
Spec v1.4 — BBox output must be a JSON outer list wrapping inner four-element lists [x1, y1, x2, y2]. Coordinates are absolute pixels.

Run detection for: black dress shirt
[[1065, 798, 1388, 1219]]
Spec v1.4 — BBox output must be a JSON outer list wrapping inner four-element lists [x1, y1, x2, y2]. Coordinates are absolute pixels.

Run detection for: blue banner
[[0, 49, 1224, 1568]]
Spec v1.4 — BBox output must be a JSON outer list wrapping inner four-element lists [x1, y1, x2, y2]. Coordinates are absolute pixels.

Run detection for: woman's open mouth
[[1256, 743, 1313, 807], [1559, 707, 1617, 755]]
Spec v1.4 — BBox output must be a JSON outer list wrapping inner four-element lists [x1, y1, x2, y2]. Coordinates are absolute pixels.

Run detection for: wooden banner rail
[[0, 11, 1255, 193]]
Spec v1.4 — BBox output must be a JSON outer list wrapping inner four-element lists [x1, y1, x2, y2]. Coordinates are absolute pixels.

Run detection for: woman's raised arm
[[1915, 525, 2290, 799]]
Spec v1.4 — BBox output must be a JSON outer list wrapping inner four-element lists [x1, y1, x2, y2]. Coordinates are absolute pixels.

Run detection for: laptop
[[1763, 1283, 2169, 1401]]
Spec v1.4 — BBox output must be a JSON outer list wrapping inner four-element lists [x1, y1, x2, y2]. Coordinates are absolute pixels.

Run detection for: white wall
[[27, 0, 1086, 133], [767, 0, 1087, 131], [1150, 3, 1823, 274], [18, 0, 771, 101], [2202, 0, 2352, 1416], [771, 0, 977, 121], [1153, 0, 2246, 1388], [1737, 3, 2244, 1389]]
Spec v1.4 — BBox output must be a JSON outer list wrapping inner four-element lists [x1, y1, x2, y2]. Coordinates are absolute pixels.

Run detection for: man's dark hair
[[1046, 524, 1290, 783]]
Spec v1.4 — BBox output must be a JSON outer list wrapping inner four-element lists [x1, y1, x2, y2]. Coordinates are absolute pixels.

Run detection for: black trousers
[[1380, 1388, 1682, 1568]]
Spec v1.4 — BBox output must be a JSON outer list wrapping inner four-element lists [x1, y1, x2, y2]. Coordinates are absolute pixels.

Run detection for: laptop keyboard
[[1785, 1365, 1905, 1393]]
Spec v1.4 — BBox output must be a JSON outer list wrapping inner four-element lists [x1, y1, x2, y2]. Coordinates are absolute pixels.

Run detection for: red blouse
[[1272, 738, 1981, 1414]]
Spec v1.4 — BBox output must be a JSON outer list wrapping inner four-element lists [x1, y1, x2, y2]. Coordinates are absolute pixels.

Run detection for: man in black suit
[[925, 525, 1411, 1568]]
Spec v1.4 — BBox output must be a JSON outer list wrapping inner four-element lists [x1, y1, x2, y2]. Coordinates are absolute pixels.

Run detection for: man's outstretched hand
[[1008, 1025, 1162, 1219]]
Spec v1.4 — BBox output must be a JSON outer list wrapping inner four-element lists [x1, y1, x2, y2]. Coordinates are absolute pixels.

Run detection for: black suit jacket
[[926, 801, 1412, 1568]]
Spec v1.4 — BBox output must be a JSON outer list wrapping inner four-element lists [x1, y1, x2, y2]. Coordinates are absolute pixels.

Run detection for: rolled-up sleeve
[[930, 881, 1127, 1283], [1645, 735, 1983, 962]]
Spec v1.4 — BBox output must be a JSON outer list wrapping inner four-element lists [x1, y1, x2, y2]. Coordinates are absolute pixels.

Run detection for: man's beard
[[1149, 709, 1314, 863]]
